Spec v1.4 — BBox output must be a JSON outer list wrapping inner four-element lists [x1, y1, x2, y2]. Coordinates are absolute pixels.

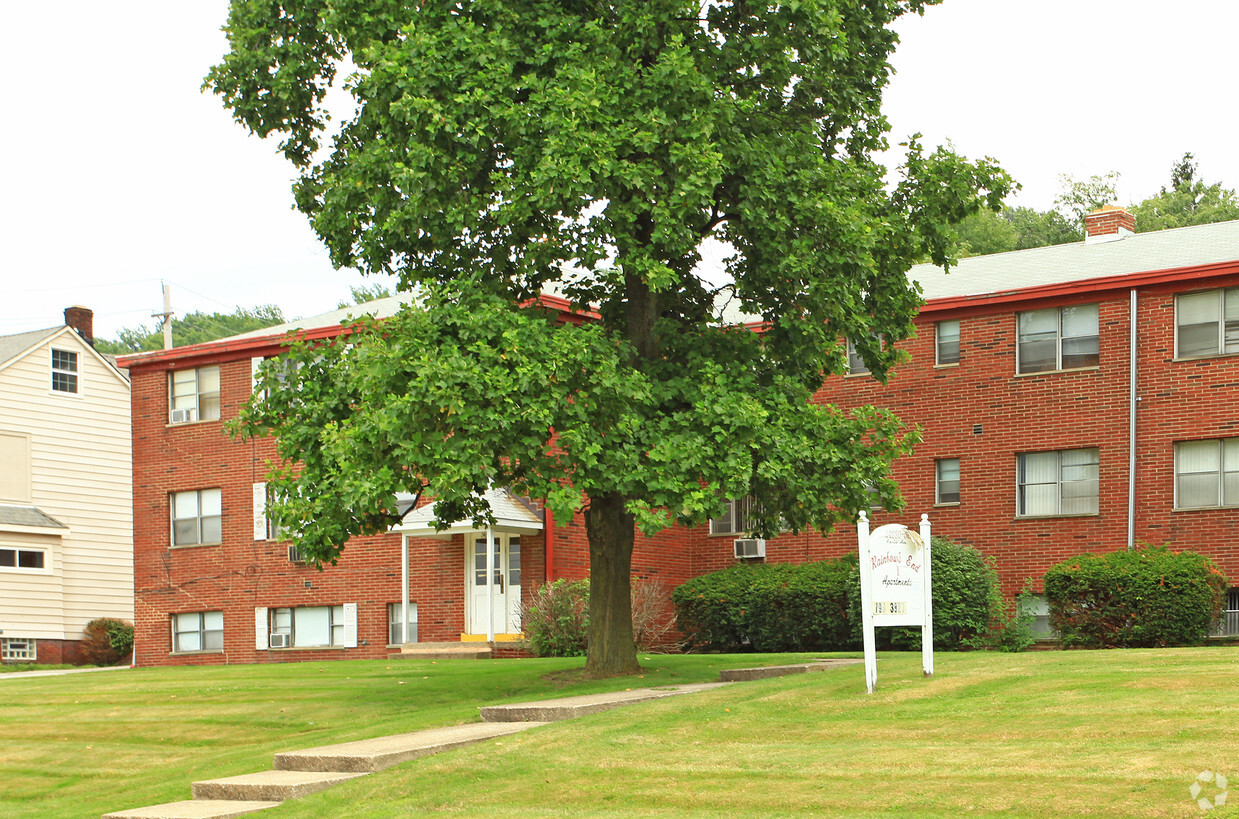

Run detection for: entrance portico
[[392, 488, 544, 643]]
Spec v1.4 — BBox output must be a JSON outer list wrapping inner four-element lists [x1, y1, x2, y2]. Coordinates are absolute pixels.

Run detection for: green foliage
[[1053, 172, 1120, 227], [1129, 152, 1239, 232], [847, 536, 1008, 651], [94, 305, 285, 354], [336, 282, 392, 309], [521, 579, 590, 657], [1043, 545, 1229, 648], [673, 537, 1019, 654], [80, 618, 133, 666], [952, 206, 1080, 257], [211, 0, 1011, 675], [672, 559, 857, 653]]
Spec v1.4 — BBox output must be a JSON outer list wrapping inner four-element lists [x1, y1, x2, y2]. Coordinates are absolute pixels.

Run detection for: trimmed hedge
[[1044, 545, 1228, 648], [673, 537, 1017, 653], [672, 560, 856, 652]]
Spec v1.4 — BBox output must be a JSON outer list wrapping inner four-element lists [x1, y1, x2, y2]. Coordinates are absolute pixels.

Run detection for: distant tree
[[1006, 206, 1080, 249], [95, 305, 286, 354], [1130, 152, 1239, 232], [952, 204, 1080, 258], [1053, 172, 1120, 228], [337, 283, 393, 309]]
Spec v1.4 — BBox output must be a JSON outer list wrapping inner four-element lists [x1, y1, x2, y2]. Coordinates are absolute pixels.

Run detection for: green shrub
[[1044, 545, 1228, 648], [521, 578, 590, 657], [521, 576, 677, 657], [672, 560, 857, 652], [846, 537, 1007, 651], [81, 618, 133, 666]]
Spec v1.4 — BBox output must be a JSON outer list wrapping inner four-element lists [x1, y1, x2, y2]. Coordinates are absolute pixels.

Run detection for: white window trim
[[1174, 438, 1239, 509], [265, 604, 357, 649], [935, 458, 961, 506], [1016, 448, 1100, 518], [710, 497, 750, 536], [388, 602, 418, 646], [935, 320, 960, 367], [1174, 288, 1239, 360], [170, 488, 223, 547], [171, 611, 224, 654], [0, 545, 50, 574], [168, 366, 221, 424], [1015, 304, 1100, 375], [50, 348, 82, 397]]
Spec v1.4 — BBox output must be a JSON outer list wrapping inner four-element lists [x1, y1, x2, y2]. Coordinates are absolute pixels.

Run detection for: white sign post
[[857, 511, 933, 694]]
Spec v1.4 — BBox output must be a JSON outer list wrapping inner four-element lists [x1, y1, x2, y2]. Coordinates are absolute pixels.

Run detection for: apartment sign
[[857, 513, 934, 694]]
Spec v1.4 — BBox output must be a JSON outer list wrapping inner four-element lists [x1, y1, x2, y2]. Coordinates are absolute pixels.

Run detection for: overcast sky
[[3, 1, 1237, 340]]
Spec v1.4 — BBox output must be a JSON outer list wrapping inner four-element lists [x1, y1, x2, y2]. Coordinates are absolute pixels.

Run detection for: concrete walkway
[[101, 659, 860, 818], [0, 664, 131, 681]]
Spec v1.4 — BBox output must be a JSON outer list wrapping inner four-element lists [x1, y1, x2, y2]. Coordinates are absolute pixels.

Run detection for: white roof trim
[[393, 487, 544, 537]]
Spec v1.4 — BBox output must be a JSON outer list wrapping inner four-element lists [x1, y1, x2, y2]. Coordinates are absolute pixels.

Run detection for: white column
[[485, 524, 495, 642], [401, 535, 410, 645], [920, 514, 933, 678]]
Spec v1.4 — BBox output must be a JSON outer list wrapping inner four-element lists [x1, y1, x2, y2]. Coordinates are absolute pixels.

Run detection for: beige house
[[0, 307, 132, 664]]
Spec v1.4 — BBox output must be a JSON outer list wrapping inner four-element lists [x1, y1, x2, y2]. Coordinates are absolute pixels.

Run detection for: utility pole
[[152, 282, 175, 349]]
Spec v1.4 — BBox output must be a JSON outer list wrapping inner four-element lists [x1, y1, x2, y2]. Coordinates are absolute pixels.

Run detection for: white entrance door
[[468, 534, 521, 636]]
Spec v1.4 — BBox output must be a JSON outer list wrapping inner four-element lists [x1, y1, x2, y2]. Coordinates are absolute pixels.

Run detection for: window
[[1017, 304, 1098, 373], [1175, 438, 1239, 509], [1017, 449, 1099, 517], [169, 366, 221, 423], [935, 458, 960, 505], [388, 603, 419, 645], [270, 605, 346, 648], [172, 488, 222, 546], [1176, 288, 1239, 358], [846, 338, 869, 375], [1, 638, 36, 662], [710, 496, 752, 535], [172, 611, 223, 653], [51, 349, 78, 393], [0, 547, 46, 570], [935, 320, 960, 366]]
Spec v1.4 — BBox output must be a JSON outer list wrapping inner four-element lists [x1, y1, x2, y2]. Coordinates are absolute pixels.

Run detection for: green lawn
[[3, 649, 1238, 818]]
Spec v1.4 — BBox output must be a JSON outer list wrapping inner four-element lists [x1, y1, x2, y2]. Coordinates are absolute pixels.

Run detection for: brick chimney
[[64, 306, 94, 347], [1084, 205, 1136, 244]]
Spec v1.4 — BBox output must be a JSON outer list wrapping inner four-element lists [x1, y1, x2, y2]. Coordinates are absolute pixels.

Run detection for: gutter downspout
[[544, 507, 555, 583], [1128, 289, 1138, 550]]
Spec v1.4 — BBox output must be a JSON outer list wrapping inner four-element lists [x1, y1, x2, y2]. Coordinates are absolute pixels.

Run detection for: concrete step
[[393, 641, 492, 659], [274, 721, 546, 773], [718, 658, 863, 682], [480, 682, 730, 723], [190, 770, 366, 802], [101, 799, 280, 819]]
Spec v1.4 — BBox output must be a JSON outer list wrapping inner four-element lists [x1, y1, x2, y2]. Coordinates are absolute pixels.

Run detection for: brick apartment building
[[119, 209, 1239, 666]]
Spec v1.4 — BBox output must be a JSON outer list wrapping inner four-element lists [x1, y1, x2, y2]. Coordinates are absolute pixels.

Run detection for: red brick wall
[[795, 276, 1239, 596]]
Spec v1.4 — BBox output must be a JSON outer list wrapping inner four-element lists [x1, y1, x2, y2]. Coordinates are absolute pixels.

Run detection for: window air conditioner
[[734, 538, 766, 559], [269, 633, 290, 648], [169, 407, 198, 424], [287, 545, 306, 563]]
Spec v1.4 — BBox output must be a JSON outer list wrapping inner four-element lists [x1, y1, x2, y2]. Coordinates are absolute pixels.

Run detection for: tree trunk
[[583, 492, 641, 677]]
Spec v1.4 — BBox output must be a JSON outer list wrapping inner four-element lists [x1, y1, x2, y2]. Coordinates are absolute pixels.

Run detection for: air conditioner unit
[[287, 545, 306, 563], [734, 538, 766, 559], [269, 633, 290, 648], [169, 407, 198, 424]]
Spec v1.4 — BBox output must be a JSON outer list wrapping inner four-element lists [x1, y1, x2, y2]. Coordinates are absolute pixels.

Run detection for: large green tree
[[210, 0, 1011, 676]]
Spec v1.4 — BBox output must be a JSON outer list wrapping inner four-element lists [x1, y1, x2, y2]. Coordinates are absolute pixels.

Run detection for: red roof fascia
[[920, 259, 1239, 316], [118, 294, 599, 371]]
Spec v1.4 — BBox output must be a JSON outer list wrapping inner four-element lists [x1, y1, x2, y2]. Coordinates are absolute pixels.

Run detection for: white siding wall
[[0, 330, 132, 642]]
